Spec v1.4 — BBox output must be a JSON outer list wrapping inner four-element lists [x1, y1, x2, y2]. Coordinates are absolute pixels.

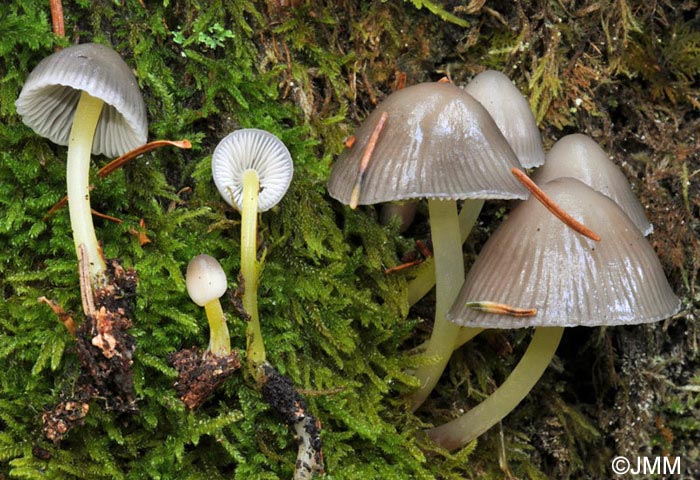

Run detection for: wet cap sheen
[[532, 133, 653, 236], [327, 81, 528, 205], [15, 43, 147, 158], [186, 254, 228, 307], [464, 70, 544, 168], [212, 129, 294, 212], [447, 177, 680, 328]]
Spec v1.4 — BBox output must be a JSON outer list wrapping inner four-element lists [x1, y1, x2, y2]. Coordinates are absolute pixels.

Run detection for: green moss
[[1, 0, 699, 478]]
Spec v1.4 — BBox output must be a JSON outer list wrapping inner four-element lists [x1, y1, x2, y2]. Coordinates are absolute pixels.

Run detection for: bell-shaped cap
[[532, 133, 653, 235], [186, 254, 228, 307], [447, 177, 680, 328], [15, 43, 147, 158], [327, 82, 528, 205], [464, 70, 544, 168], [212, 129, 294, 212]]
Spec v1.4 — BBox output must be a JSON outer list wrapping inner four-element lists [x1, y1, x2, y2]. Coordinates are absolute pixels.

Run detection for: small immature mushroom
[[327, 81, 528, 411], [15, 43, 147, 286], [426, 177, 680, 450], [212, 129, 293, 375], [186, 254, 230, 357], [532, 133, 653, 235], [464, 70, 544, 168]]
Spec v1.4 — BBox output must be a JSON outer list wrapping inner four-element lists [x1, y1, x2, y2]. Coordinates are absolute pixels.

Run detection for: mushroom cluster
[[327, 70, 680, 452]]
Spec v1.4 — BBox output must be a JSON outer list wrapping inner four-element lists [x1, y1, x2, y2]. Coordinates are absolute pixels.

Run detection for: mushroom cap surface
[[532, 133, 653, 235], [447, 177, 680, 328], [212, 129, 294, 212], [327, 82, 528, 205], [186, 254, 228, 307], [15, 43, 147, 158], [464, 70, 545, 168]]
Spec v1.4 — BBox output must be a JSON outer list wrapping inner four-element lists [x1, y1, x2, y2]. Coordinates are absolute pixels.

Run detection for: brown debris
[[43, 258, 139, 443], [259, 363, 324, 479], [168, 348, 241, 410], [38, 296, 76, 336], [42, 399, 90, 443]]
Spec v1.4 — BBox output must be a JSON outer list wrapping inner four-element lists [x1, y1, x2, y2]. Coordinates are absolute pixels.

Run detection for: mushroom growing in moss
[[427, 177, 680, 450], [186, 254, 231, 357], [212, 128, 293, 378], [532, 133, 653, 235], [15, 43, 147, 286], [327, 81, 529, 411]]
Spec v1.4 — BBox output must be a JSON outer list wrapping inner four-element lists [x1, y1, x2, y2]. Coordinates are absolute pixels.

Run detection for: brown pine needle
[[45, 139, 192, 219], [50, 0, 65, 42], [349, 112, 388, 209], [466, 301, 537, 318], [38, 296, 76, 336], [511, 168, 601, 242], [98, 139, 191, 178], [384, 259, 424, 274]]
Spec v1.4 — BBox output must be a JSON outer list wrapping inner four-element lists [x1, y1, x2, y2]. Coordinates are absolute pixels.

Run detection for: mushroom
[[212, 129, 293, 375], [464, 70, 545, 168], [532, 133, 653, 235], [186, 254, 231, 357], [327, 81, 529, 410], [426, 177, 680, 450], [15, 43, 147, 285]]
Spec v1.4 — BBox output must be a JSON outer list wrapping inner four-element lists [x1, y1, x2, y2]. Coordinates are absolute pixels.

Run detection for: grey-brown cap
[[15, 43, 147, 158], [327, 82, 528, 205], [532, 133, 653, 235], [212, 128, 294, 212], [447, 177, 680, 328], [464, 70, 544, 168]]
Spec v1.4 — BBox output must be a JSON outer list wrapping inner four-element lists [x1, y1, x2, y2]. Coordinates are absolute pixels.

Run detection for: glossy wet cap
[[327, 82, 528, 205], [447, 177, 680, 328], [532, 133, 653, 235], [212, 129, 294, 212], [15, 43, 147, 158], [186, 254, 228, 307], [464, 70, 544, 168]]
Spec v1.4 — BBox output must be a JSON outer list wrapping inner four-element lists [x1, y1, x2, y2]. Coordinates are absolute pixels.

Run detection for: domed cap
[[464, 70, 544, 168], [15, 43, 147, 158], [447, 177, 680, 328], [327, 82, 528, 205], [532, 133, 653, 235], [186, 254, 228, 307], [212, 129, 294, 212]]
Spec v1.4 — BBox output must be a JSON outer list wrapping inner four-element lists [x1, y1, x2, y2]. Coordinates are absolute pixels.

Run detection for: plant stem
[[67, 91, 106, 285], [426, 327, 565, 450], [409, 199, 464, 411], [241, 169, 265, 370], [204, 299, 230, 357]]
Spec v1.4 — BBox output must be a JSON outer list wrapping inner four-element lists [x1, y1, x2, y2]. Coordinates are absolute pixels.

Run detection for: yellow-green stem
[[204, 299, 230, 357], [67, 91, 106, 284], [409, 199, 464, 412], [426, 327, 565, 450], [406, 199, 484, 306], [407, 199, 485, 356], [241, 169, 265, 369]]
